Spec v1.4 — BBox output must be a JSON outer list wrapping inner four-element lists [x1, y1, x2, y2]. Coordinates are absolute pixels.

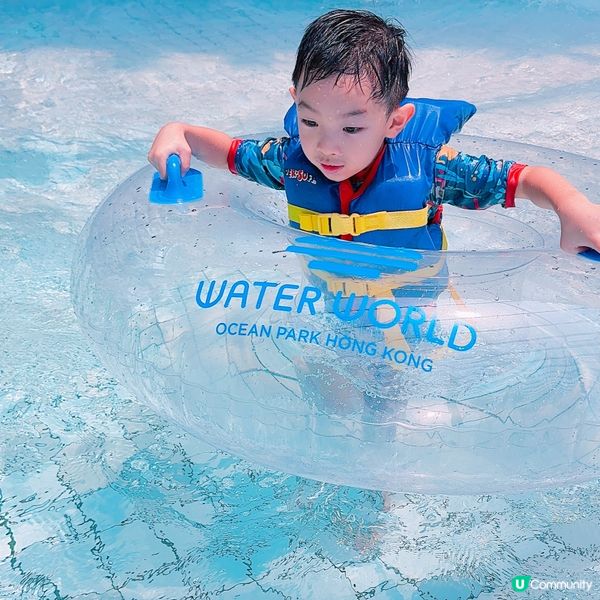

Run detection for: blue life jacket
[[283, 98, 477, 249]]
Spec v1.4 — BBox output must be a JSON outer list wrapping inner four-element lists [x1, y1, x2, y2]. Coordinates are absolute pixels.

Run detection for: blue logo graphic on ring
[[286, 233, 427, 279]]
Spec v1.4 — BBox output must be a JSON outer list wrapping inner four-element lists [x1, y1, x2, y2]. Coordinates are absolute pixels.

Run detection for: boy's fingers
[[147, 151, 166, 179], [560, 240, 577, 254], [180, 151, 191, 176], [149, 143, 191, 179], [157, 157, 167, 180]]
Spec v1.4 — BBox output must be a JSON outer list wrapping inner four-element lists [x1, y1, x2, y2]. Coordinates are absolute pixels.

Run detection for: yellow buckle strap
[[302, 212, 358, 236], [288, 204, 429, 237]]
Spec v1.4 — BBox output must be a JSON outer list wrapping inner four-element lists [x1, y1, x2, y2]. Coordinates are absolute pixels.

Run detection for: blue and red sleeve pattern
[[227, 137, 287, 190], [227, 137, 526, 208], [431, 145, 525, 210]]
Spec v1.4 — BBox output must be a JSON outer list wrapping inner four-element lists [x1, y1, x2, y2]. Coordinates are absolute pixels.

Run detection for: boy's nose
[[316, 135, 341, 158]]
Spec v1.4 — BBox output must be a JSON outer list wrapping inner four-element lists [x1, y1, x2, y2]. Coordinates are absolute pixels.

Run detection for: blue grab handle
[[165, 154, 184, 195], [579, 248, 600, 262], [149, 154, 203, 204]]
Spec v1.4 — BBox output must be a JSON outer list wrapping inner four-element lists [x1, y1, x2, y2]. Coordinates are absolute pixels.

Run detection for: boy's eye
[[300, 119, 363, 135]]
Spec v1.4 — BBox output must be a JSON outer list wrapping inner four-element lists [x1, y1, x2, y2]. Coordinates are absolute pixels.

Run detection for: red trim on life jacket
[[337, 143, 387, 240], [505, 162, 527, 208], [429, 203, 444, 224], [227, 138, 242, 175]]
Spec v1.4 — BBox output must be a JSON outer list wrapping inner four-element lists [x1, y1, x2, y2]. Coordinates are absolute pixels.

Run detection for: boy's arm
[[227, 136, 288, 190], [148, 122, 233, 178], [433, 146, 600, 254], [148, 124, 289, 191], [432, 146, 520, 210], [515, 166, 600, 254]]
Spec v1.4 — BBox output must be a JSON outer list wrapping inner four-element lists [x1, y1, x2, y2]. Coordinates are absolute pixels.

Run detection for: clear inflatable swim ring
[[72, 135, 600, 494]]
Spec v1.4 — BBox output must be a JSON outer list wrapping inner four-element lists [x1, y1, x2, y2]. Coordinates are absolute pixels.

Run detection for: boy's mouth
[[321, 163, 343, 172]]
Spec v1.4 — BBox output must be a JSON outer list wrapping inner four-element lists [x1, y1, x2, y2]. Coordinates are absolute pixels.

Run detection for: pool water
[[1, 1, 600, 598]]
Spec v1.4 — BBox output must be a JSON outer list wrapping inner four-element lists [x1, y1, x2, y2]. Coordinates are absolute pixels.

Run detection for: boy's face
[[290, 74, 414, 182]]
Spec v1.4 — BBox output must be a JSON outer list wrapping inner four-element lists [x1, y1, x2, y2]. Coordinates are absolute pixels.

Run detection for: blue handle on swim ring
[[579, 248, 600, 262], [149, 154, 203, 204]]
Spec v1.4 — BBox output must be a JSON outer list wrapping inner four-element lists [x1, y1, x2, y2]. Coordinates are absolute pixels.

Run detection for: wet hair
[[292, 9, 413, 116]]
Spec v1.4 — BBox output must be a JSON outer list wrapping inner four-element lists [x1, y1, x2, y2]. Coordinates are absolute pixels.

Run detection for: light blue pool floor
[[1, 1, 600, 598]]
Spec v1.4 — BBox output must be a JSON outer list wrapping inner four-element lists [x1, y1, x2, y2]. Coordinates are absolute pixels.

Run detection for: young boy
[[148, 9, 600, 257]]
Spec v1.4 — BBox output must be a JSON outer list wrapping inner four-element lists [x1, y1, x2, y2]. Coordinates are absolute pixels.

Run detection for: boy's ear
[[289, 86, 297, 101], [386, 103, 415, 137]]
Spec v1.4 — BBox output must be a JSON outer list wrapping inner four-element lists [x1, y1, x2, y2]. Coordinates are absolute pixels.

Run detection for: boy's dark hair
[[292, 9, 413, 116]]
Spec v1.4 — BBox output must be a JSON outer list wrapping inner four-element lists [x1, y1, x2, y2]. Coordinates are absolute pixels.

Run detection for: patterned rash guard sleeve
[[432, 145, 521, 210], [228, 136, 288, 190]]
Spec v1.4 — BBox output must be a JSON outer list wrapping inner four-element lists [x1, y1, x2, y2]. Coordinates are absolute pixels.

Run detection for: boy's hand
[[557, 194, 600, 255], [516, 166, 600, 256], [148, 122, 192, 179]]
